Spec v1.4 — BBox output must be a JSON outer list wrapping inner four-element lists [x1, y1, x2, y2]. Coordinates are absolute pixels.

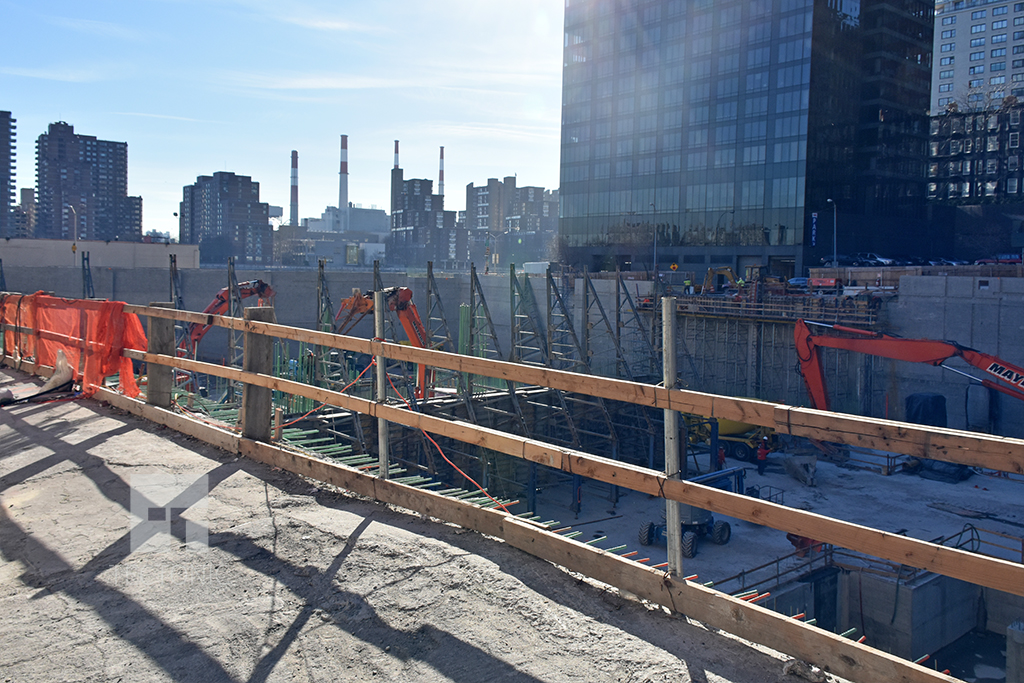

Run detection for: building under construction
[[2, 257, 1024, 681]]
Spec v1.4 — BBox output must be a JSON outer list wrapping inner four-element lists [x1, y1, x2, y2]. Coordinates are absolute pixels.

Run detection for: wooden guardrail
[[8, 300, 1020, 683]]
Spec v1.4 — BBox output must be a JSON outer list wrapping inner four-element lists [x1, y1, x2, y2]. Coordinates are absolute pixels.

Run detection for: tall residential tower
[[34, 122, 142, 242], [179, 172, 271, 265], [1, 112, 16, 238]]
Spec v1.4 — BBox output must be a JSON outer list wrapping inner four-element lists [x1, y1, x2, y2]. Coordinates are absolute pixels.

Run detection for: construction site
[[1, 256, 1024, 683]]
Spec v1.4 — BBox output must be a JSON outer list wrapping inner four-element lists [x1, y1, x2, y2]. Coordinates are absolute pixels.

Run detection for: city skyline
[[1, 0, 564, 240]]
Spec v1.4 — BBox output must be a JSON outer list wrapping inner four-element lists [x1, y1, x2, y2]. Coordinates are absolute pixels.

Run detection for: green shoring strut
[[585, 536, 607, 545], [605, 544, 627, 553], [840, 628, 858, 638]]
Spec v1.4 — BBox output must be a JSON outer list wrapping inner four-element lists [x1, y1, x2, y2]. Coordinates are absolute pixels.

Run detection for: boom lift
[[180, 280, 276, 355], [794, 319, 1024, 411], [334, 287, 431, 398]]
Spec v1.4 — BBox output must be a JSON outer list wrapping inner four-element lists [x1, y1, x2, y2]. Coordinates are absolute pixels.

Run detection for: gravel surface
[[0, 368, 797, 683]]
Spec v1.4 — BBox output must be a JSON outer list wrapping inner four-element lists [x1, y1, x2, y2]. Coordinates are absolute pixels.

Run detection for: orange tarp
[[0, 292, 148, 398]]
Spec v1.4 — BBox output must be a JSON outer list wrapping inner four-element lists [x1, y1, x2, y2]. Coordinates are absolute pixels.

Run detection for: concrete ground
[[0, 366, 799, 683]]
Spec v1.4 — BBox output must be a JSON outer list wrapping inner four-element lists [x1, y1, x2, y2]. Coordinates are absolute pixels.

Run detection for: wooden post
[[146, 302, 175, 409], [242, 306, 276, 442], [663, 296, 682, 577]]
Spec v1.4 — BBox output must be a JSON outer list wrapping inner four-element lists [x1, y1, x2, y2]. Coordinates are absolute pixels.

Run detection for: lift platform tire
[[638, 521, 653, 546], [682, 531, 698, 558], [712, 520, 732, 545], [733, 442, 755, 462]]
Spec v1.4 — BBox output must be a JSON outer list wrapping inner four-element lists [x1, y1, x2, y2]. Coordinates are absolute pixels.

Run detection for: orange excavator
[[179, 280, 276, 356], [795, 319, 1024, 411], [334, 287, 431, 398]]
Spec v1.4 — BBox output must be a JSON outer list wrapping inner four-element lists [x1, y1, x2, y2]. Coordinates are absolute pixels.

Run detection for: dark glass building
[[558, 0, 935, 276]]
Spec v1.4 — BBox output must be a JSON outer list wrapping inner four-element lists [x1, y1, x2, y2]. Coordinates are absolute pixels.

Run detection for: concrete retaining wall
[[839, 569, 981, 659], [3, 263, 1022, 439]]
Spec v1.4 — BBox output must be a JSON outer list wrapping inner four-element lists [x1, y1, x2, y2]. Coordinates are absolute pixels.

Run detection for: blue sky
[[2, 0, 564, 239]]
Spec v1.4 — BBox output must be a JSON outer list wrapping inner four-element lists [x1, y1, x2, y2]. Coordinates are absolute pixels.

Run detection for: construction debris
[[782, 455, 817, 487], [782, 659, 829, 682]]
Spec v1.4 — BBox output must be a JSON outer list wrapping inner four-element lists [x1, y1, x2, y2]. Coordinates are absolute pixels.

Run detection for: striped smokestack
[[339, 135, 349, 211], [290, 150, 299, 226], [394, 140, 399, 169], [438, 146, 445, 196]]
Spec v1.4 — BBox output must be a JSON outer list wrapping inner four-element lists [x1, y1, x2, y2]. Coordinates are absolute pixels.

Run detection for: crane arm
[[794, 319, 1024, 411], [332, 287, 431, 398], [183, 280, 276, 353]]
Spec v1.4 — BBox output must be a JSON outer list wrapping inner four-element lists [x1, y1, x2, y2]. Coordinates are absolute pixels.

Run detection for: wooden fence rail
[[7, 300, 1021, 683]]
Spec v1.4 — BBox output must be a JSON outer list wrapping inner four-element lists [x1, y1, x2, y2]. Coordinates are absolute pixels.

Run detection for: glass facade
[[559, 0, 934, 274]]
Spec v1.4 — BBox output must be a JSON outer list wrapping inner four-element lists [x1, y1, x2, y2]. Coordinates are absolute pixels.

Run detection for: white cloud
[[279, 16, 386, 34], [49, 17, 145, 42], [114, 112, 221, 123], [0, 65, 109, 82]]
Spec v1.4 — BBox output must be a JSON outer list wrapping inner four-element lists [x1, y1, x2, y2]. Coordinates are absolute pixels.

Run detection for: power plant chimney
[[394, 140, 400, 169], [438, 146, 445, 196], [290, 150, 299, 226], [339, 135, 349, 211]]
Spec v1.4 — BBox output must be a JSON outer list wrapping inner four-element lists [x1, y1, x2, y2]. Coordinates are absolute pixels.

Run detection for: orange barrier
[[0, 292, 147, 398]]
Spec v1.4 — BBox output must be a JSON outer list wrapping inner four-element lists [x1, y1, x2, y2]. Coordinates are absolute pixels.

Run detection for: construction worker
[[756, 437, 770, 475]]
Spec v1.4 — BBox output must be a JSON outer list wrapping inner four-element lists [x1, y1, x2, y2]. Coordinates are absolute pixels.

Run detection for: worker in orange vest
[[756, 437, 770, 476]]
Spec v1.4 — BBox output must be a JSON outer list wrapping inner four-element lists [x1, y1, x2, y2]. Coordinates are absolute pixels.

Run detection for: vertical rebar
[[663, 296, 682, 577]]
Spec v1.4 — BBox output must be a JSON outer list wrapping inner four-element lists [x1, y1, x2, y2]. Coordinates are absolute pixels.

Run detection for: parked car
[[975, 254, 1023, 265], [787, 277, 809, 288], [852, 252, 894, 266], [889, 255, 928, 266], [928, 257, 969, 266], [820, 254, 860, 267]]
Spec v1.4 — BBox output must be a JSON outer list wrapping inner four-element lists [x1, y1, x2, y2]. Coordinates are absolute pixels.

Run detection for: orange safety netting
[[0, 292, 148, 398]]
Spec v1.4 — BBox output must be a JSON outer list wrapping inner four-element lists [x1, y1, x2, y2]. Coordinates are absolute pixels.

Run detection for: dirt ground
[[0, 367, 803, 683]]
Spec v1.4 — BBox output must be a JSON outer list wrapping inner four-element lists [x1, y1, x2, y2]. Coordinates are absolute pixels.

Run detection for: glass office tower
[[558, 0, 934, 276]]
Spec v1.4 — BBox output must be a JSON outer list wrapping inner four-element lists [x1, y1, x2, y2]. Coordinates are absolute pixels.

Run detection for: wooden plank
[[500, 518, 955, 683], [89, 386, 953, 683], [126, 304, 1024, 474], [123, 348, 1024, 596], [96, 387, 241, 453]]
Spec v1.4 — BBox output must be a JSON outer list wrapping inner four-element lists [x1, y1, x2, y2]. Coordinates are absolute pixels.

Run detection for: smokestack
[[394, 140, 400, 169], [339, 135, 349, 212], [438, 146, 445, 196], [290, 150, 299, 226]]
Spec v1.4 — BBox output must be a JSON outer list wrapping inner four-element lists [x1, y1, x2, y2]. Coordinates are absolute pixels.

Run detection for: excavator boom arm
[[184, 280, 275, 353], [795, 319, 1024, 410]]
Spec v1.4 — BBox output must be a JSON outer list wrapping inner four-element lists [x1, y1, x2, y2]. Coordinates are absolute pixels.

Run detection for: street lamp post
[[826, 199, 837, 270], [715, 210, 734, 246]]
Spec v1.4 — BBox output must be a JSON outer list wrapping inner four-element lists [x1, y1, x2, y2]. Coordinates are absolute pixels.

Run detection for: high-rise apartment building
[[34, 122, 142, 242], [932, 0, 1024, 114], [0, 112, 14, 238], [559, 0, 935, 275], [389, 143, 457, 266], [466, 176, 559, 265], [179, 172, 272, 265]]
